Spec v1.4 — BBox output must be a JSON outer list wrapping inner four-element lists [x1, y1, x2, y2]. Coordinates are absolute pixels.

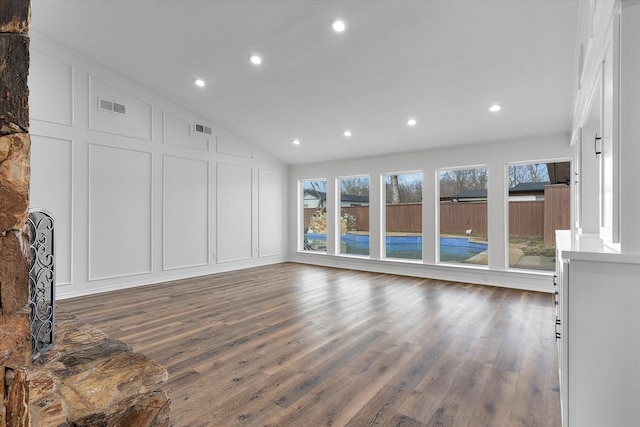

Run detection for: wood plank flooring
[[58, 263, 560, 426]]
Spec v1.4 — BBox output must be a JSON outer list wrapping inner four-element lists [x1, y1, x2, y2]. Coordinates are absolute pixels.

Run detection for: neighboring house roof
[[451, 189, 487, 199], [303, 189, 327, 201], [304, 190, 369, 204], [509, 181, 550, 193], [341, 193, 369, 204], [447, 181, 556, 201]]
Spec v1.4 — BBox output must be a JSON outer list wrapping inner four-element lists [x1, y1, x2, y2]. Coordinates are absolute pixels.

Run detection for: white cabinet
[[555, 230, 640, 427], [573, 7, 620, 247], [554, 249, 569, 426]]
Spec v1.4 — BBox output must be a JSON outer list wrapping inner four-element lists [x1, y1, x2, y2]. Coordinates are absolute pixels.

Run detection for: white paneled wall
[[29, 135, 73, 285], [162, 111, 209, 151], [29, 49, 73, 127], [28, 34, 287, 298], [217, 134, 253, 159], [217, 163, 253, 263], [258, 169, 284, 258], [89, 76, 153, 141], [162, 156, 209, 270], [88, 144, 153, 280]]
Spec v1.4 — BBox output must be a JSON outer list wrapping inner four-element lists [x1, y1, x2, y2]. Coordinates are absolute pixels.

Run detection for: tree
[[389, 175, 401, 204], [340, 177, 369, 197], [385, 173, 422, 204], [508, 164, 550, 187], [304, 180, 326, 208], [439, 167, 488, 198]]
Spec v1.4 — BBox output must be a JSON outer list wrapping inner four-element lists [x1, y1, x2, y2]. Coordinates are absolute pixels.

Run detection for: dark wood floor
[[59, 263, 560, 427]]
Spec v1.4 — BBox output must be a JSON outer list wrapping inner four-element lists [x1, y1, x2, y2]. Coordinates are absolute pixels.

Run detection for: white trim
[[290, 253, 553, 293], [57, 257, 286, 300], [161, 154, 210, 271]]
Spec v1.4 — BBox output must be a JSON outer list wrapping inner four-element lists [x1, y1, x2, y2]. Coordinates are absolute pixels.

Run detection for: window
[[339, 176, 370, 256], [438, 167, 488, 265], [301, 179, 327, 252], [384, 172, 422, 260], [507, 161, 570, 271]]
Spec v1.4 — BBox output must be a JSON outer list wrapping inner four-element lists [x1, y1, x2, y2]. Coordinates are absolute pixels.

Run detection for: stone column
[[0, 1, 32, 426]]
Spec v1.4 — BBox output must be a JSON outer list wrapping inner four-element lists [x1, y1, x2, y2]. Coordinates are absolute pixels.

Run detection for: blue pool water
[[304, 234, 487, 262], [438, 237, 488, 262]]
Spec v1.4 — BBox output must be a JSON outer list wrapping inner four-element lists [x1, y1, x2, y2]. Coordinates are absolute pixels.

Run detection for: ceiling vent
[[193, 122, 213, 136], [98, 97, 126, 115]]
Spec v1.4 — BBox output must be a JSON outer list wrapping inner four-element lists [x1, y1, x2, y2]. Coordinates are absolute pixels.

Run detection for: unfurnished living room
[[1, 1, 639, 426]]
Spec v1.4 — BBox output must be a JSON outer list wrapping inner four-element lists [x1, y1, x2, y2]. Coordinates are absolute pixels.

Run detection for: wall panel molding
[[258, 169, 284, 257], [88, 75, 153, 141], [162, 155, 209, 270], [28, 33, 287, 297], [217, 134, 253, 159], [88, 143, 153, 280], [29, 135, 74, 285], [29, 48, 74, 126], [217, 163, 253, 263], [162, 111, 209, 151]]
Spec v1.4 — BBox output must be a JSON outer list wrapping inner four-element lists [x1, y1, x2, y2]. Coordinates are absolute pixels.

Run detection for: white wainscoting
[[162, 111, 209, 151], [89, 76, 153, 141], [217, 133, 253, 159], [258, 169, 284, 257], [29, 135, 73, 286], [28, 33, 287, 298], [162, 155, 209, 270], [88, 144, 153, 280], [29, 48, 73, 127], [217, 163, 253, 263]]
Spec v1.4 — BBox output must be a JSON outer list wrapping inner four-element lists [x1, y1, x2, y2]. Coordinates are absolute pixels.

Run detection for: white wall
[[28, 34, 288, 298], [289, 134, 572, 292]]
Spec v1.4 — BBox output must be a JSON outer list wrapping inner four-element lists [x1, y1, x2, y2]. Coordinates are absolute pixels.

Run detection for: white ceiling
[[30, 1, 579, 165]]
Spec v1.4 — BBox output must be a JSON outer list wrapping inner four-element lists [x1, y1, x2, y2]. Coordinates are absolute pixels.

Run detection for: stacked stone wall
[[307, 209, 357, 235], [0, 1, 32, 425]]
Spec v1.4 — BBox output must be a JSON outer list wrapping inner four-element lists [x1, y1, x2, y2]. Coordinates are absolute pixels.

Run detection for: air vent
[[193, 122, 212, 136], [98, 97, 126, 115]]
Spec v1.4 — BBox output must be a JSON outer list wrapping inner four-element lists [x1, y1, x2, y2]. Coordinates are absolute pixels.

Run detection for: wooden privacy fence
[[385, 203, 422, 233], [304, 185, 570, 244], [440, 201, 490, 235], [342, 206, 370, 231], [507, 201, 544, 237], [543, 185, 571, 244]]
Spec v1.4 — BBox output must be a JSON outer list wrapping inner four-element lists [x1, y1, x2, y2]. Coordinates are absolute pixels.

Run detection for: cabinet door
[[556, 258, 569, 427], [578, 89, 601, 235], [569, 260, 640, 427], [599, 20, 620, 244]]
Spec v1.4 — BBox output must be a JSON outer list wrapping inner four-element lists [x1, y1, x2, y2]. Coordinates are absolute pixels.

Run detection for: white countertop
[[556, 230, 640, 264]]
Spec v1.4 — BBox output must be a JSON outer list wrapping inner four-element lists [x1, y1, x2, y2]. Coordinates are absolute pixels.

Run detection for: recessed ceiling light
[[343, 130, 352, 137], [250, 54, 262, 65], [489, 104, 502, 112], [332, 20, 346, 32], [194, 79, 205, 87], [407, 118, 417, 126], [292, 139, 301, 145]]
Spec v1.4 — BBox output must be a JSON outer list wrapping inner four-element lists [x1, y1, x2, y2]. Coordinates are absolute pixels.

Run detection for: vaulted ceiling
[[30, 1, 579, 165]]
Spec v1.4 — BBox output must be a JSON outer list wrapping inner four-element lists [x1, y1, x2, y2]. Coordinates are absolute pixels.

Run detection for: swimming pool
[[439, 237, 488, 262], [304, 233, 488, 261]]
